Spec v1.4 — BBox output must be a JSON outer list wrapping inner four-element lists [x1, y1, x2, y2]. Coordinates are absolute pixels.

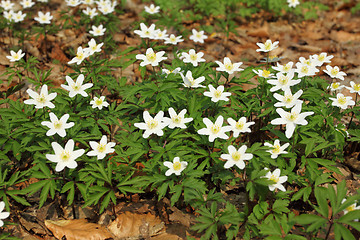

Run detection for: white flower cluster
[[134, 23, 208, 45], [22, 71, 113, 172]]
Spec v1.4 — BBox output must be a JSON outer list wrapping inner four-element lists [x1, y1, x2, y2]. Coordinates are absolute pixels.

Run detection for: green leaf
[[314, 187, 329, 218], [334, 223, 355, 240]]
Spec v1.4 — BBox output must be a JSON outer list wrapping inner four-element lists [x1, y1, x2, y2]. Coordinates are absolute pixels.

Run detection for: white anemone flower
[[253, 69, 274, 78], [68, 47, 90, 65], [46, 139, 85, 172], [144, 4, 160, 14], [295, 62, 318, 78], [0, 0, 14, 11], [134, 111, 168, 138], [181, 49, 206, 67], [189, 29, 208, 44], [180, 71, 205, 88], [153, 29, 168, 40], [65, 0, 81, 7], [204, 84, 231, 102], [20, 0, 35, 8], [163, 157, 187, 176], [341, 198, 360, 219], [24, 84, 57, 109], [136, 48, 167, 67], [324, 65, 346, 81], [6, 49, 25, 62], [346, 81, 360, 95], [83, 7, 98, 19], [41, 113, 75, 137], [89, 24, 106, 36], [87, 135, 116, 160], [61, 74, 93, 98], [264, 140, 290, 159], [311, 52, 333, 67], [134, 23, 156, 39], [197, 115, 231, 142], [271, 103, 314, 138], [90, 96, 109, 110], [221, 145, 253, 169], [162, 108, 193, 129], [264, 168, 288, 191], [327, 82, 345, 92], [162, 67, 182, 77], [164, 34, 184, 45], [273, 89, 303, 108], [272, 62, 294, 74], [215, 57, 244, 75], [0, 201, 10, 227], [34, 11, 53, 24], [12, 11, 26, 22], [227, 117, 255, 138], [267, 71, 301, 92], [329, 93, 355, 110], [86, 38, 103, 55], [287, 0, 300, 7], [256, 39, 279, 52]]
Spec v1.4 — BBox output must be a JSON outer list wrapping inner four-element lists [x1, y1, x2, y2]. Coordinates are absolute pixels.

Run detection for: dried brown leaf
[[107, 211, 164, 239], [45, 219, 113, 240]]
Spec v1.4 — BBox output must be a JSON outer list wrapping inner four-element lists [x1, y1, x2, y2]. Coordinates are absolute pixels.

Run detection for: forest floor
[[1, 0, 360, 239]]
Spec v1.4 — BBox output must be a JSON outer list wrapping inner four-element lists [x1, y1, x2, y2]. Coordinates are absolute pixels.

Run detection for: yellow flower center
[[231, 152, 241, 161], [279, 76, 288, 85], [353, 84, 360, 91], [301, 66, 309, 74], [172, 115, 182, 124], [60, 151, 71, 162], [235, 121, 244, 130], [269, 55, 277, 60], [305, 60, 311, 66], [146, 52, 156, 62], [338, 96, 347, 105], [53, 121, 62, 129], [196, 33, 202, 39], [284, 65, 290, 72], [286, 112, 298, 122], [190, 54, 197, 61], [265, 42, 271, 51], [214, 90, 222, 98], [262, 70, 270, 78], [91, 45, 98, 51], [331, 69, 339, 76], [41, 16, 47, 21], [95, 98, 103, 106], [331, 83, 340, 89], [95, 29, 102, 34], [210, 125, 220, 134], [72, 84, 81, 91], [187, 77, 195, 86], [270, 175, 279, 183], [97, 144, 106, 153], [318, 55, 325, 61], [272, 144, 281, 154], [346, 204, 356, 212], [225, 63, 233, 71], [77, 52, 84, 59], [13, 53, 20, 60], [173, 162, 181, 171], [37, 94, 46, 103], [147, 119, 158, 129], [284, 94, 293, 103]]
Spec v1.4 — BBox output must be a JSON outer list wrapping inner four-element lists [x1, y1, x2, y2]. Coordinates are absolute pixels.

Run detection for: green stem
[[347, 94, 358, 129]]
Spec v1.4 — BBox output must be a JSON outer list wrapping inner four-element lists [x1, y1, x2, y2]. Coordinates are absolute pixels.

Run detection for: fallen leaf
[[107, 211, 165, 239], [45, 219, 113, 240]]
